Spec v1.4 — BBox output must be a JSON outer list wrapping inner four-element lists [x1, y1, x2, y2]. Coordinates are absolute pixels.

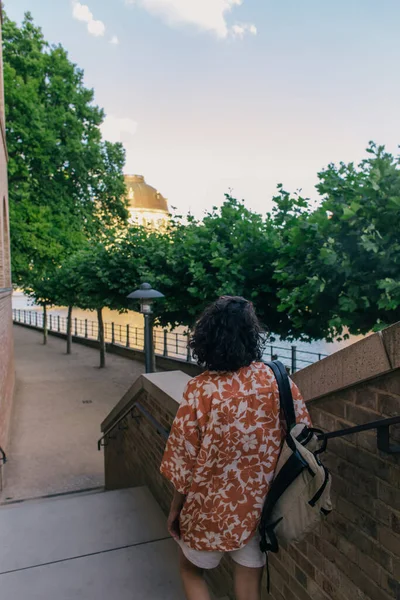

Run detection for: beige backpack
[[259, 361, 332, 559]]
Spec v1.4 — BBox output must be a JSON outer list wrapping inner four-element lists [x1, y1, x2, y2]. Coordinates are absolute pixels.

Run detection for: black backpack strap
[[260, 361, 305, 593], [266, 360, 296, 431]]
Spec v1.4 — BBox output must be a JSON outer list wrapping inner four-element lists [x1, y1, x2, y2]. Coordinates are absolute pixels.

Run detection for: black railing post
[[163, 330, 168, 357], [144, 314, 153, 373], [291, 345, 297, 374], [176, 333, 179, 355], [24, 310, 26, 324], [49, 314, 53, 330], [74, 318, 78, 336], [29, 311, 32, 326], [57, 315, 60, 332], [187, 333, 191, 362], [111, 322, 115, 344], [35, 312, 38, 327], [126, 324, 130, 348], [270, 345, 274, 360], [135, 327, 138, 347], [85, 319, 88, 338]]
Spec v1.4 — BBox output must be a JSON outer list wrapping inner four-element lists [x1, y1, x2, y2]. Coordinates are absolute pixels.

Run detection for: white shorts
[[177, 532, 266, 570]]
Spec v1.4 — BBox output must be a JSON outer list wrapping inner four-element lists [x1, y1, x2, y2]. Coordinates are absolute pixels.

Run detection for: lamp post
[[127, 283, 165, 373]]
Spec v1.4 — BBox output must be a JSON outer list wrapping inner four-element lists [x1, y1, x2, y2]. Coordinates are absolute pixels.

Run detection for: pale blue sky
[[5, 0, 400, 216]]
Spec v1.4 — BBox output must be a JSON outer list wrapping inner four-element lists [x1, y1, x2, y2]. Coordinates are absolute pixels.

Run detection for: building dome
[[124, 175, 168, 213], [124, 174, 169, 230]]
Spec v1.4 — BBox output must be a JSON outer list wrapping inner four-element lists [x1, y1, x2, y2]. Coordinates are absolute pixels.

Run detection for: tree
[[154, 198, 280, 331], [111, 198, 282, 335], [63, 242, 130, 367], [49, 264, 83, 354], [25, 271, 59, 345], [272, 143, 400, 340], [3, 12, 128, 284]]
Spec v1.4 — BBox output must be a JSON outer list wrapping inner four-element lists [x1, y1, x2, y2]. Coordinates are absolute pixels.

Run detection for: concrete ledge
[[101, 377, 144, 433], [292, 324, 399, 401], [101, 371, 190, 433], [382, 321, 400, 370], [144, 371, 190, 412]]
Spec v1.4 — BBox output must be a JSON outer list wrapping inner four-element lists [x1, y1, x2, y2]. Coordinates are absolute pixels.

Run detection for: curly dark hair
[[189, 296, 265, 372]]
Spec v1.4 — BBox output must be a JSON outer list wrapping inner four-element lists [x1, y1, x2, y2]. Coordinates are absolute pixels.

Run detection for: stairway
[[0, 487, 186, 599]]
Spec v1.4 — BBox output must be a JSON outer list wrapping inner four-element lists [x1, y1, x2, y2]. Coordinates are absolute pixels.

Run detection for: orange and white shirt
[[160, 362, 311, 552]]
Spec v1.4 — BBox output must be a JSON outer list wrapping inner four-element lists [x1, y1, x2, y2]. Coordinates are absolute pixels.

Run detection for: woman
[[160, 296, 311, 600]]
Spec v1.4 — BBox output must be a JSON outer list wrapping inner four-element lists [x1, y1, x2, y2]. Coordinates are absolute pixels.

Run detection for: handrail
[[97, 401, 169, 451], [0, 446, 6, 464], [98, 404, 400, 455], [318, 415, 400, 454]]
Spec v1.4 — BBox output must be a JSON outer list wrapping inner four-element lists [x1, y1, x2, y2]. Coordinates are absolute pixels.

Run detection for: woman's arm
[[167, 489, 187, 540]]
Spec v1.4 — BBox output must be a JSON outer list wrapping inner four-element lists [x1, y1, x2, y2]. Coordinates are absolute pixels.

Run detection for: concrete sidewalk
[[0, 487, 185, 600], [1, 326, 144, 503]]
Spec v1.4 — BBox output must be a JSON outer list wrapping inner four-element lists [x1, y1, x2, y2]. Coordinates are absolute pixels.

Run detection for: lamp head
[[127, 283, 165, 314]]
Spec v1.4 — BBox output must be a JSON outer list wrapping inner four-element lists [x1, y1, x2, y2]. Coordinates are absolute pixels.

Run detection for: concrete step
[[0, 485, 105, 507], [0, 486, 185, 599]]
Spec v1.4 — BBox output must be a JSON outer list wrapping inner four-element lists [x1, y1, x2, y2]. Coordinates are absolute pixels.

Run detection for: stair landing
[[0, 487, 185, 599]]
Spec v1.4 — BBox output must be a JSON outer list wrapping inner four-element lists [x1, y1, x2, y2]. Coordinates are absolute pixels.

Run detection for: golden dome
[[124, 175, 168, 213]]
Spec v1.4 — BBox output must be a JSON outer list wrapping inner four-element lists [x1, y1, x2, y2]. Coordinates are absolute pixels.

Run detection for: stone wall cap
[[101, 370, 191, 433], [143, 371, 190, 406], [292, 326, 398, 402], [381, 320, 400, 370]]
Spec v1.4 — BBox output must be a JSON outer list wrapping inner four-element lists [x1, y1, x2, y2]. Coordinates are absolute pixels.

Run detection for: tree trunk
[[97, 307, 106, 368], [43, 304, 48, 345], [66, 305, 73, 354]]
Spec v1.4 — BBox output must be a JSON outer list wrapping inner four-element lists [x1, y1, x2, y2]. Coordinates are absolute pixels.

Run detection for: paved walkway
[[0, 487, 186, 600], [1, 326, 144, 503]]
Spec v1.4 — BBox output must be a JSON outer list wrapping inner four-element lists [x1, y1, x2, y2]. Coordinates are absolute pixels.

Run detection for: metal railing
[[318, 415, 400, 454], [98, 401, 169, 451], [98, 407, 400, 456], [12, 308, 328, 373]]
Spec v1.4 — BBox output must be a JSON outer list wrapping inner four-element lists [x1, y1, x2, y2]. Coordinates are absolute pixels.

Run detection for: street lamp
[[127, 283, 164, 373]]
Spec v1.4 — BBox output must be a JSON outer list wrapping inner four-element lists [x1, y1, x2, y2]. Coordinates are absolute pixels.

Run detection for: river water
[[12, 291, 365, 369]]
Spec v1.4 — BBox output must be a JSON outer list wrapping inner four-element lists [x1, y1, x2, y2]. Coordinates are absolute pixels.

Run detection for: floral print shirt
[[160, 362, 311, 551]]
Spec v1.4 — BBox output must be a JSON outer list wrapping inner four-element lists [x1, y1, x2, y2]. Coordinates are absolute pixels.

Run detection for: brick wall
[[102, 324, 400, 600], [0, 8, 15, 490], [0, 293, 14, 452], [104, 388, 176, 515], [267, 370, 400, 600]]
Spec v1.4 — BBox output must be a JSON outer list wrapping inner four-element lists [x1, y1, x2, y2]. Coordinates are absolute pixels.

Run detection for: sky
[[5, 0, 400, 217]]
